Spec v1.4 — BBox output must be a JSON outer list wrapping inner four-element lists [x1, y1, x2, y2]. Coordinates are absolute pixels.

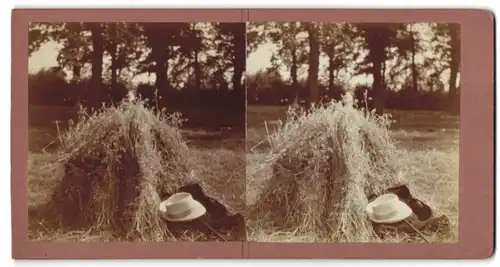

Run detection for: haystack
[[45, 101, 196, 241], [248, 96, 405, 242]]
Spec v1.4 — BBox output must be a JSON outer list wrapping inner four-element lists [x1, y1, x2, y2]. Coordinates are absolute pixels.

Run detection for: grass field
[[28, 105, 245, 242], [27, 104, 459, 243], [245, 105, 459, 243]]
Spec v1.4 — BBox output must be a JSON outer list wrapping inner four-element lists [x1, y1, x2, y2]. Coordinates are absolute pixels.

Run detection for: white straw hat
[[366, 193, 412, 224], [159, 192, 207, 222]]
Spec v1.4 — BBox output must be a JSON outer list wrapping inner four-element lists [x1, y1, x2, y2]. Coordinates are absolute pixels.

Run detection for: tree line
[[246, 22, 460, 114], [29, 22, 246, 112]]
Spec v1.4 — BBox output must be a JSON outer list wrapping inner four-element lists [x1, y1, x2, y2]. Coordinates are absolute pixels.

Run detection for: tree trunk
[[191, 48, 201, 110], [448, 63, 458, 97], [111, 53, 117, 88], [231, 24, 245, 93], [90, 23, 104, 108], [73, 64, 81, 107], [372, 62, 384, 115], [328, 44, 335, 92], [290, 46, 299, 106], [363, 26, 387, 115], [164, 50, 170, 91], [72, 64, 81, 83], [410, 26, 420, 109], [232, 63, 243, 92], [448, 24, 460, 101], [307, 23, 320, 107], [152, 44, 168, 105], [153, 50, 166, 92], [194, 49, 201, 89], [110, 23, 118, 91]]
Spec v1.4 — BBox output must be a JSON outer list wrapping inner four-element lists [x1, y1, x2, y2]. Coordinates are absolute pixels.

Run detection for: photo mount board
[[12, 8, 494, 259]]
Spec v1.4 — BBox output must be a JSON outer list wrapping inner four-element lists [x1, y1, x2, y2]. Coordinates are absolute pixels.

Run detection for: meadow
[[28, 105, 245, 242], [27, 103, 459, 243], [245, 105, 459, 243]]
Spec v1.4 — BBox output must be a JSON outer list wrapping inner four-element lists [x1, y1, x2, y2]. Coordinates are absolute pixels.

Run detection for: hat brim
[[163, 200, 207, 222], [366, 201, 413, 224]]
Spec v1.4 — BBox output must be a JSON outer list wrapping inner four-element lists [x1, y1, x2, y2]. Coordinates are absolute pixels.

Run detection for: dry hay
[[247, 96, 407, 242], [43, 101, 199, 241]]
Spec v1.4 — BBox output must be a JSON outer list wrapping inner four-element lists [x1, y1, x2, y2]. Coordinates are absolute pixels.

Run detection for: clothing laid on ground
[[165, 183, 247, 241], [368, 185, 450, 239]]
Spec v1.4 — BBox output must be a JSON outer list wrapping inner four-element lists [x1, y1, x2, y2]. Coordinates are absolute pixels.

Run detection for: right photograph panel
[[245, 22, 460, 243]]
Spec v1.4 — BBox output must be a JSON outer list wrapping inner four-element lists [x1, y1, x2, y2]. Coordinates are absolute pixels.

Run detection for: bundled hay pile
[[45, 101, 197, 241], [248, 96, 406, 242]]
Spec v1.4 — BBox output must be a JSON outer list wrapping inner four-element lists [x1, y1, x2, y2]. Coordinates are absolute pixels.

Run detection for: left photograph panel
[[28, 22, 247, 242]]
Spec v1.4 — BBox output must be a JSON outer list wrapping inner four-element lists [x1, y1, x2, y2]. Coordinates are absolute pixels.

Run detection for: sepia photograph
[[28, 22, 246, 242], [245, 22, 460, 243]]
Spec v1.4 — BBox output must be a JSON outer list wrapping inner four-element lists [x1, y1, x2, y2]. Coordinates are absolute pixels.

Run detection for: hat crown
[[165, 192, 195, 217], [371, 194, 402, 220]]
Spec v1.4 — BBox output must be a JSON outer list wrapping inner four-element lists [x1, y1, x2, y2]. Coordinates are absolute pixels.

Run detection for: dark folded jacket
[[368, 185, 450, 237], [165, 183, 247, 241]]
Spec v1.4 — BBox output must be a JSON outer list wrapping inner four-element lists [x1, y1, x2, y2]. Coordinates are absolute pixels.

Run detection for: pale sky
[[29, 41, 61, 73]]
